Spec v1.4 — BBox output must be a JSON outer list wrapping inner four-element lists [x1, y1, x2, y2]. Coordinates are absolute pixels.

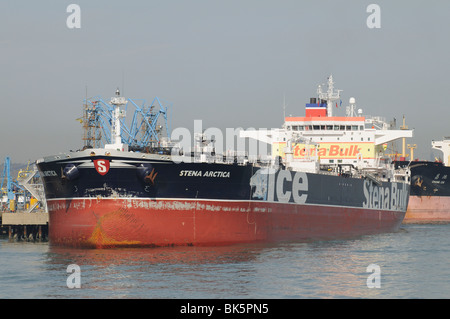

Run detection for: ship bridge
[[241, 76, 413, 169]]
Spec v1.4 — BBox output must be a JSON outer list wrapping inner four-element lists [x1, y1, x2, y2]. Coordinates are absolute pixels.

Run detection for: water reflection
[[46, 243, 263, 266], [41, 238, 394, 298], [6, 225, 447, 298], [44, 243, 265, 298]]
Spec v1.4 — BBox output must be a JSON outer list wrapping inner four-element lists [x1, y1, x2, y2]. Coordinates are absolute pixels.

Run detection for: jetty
[[1, 158, 48, 241], [1, 211, 48, 241]]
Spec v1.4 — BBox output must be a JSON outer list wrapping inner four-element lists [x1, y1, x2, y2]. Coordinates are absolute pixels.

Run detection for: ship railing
[[364, 116, 388, 130], [169, 146, 275, 166], [317, 160, 410, 184], [186, 150, 255, 166], [393, 167, 411, 183], [361, 172, 383, 186]]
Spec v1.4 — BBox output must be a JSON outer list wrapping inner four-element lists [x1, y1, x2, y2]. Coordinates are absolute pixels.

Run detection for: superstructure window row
[[288, 125, 364, 131]]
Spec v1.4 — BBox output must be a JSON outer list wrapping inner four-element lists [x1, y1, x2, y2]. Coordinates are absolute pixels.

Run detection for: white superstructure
[[241, 75, 413, 172], [432, 138, 450, 166]]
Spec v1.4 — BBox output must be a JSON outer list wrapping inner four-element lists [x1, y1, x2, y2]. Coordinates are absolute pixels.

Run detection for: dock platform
[[1, 211, 49, 242]]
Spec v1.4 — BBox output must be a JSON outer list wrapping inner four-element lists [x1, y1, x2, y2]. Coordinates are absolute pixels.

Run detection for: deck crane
[[1, 157, 25, 212], [79, 90, 171, 151]]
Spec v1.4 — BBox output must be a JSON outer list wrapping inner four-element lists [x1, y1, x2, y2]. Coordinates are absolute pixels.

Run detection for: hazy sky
[[1, 0, 449, 164]]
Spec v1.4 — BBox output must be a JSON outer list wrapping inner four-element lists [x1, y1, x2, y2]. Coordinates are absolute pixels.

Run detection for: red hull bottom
[[403, 196, 450, 224], [47, 198, 405, 248]]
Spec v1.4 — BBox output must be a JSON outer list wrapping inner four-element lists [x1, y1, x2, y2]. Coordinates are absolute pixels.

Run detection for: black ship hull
[[395, 161, 450, 223], [36, 150, 410, 247]]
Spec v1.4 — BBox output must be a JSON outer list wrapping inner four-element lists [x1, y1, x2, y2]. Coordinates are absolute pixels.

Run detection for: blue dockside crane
[[79, 91, 171, 150], [0, 157, 26, 212]]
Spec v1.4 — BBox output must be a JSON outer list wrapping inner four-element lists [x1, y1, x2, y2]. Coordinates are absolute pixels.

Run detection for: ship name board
[[179, 170, 231, 178], [42, 170, 58, 177]]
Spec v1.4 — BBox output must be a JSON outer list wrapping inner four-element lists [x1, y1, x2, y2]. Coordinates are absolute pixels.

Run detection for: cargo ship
[[395, 138, 450, 223], [36, 76, 412, 248]]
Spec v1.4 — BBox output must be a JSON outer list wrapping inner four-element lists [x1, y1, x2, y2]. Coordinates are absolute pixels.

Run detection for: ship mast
[[400, 115, 408, 158], [105, 88, 128, 151], [317, 75, 342, 117]]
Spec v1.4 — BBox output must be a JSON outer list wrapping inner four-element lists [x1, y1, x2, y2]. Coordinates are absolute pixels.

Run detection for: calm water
[[1, 224, 450, 299]]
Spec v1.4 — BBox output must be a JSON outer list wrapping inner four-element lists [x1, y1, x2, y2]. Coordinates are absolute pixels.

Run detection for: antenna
[[317, 74, 342, 117], [122, 70, 125, 96]]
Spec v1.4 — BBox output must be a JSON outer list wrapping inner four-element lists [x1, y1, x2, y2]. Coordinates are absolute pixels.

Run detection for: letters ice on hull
[[250, 169, 308, 204], [250, 168, 409, 211]]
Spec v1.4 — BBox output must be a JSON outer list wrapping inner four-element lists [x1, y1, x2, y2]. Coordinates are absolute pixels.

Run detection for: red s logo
[[94, 159, 110, 175]]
